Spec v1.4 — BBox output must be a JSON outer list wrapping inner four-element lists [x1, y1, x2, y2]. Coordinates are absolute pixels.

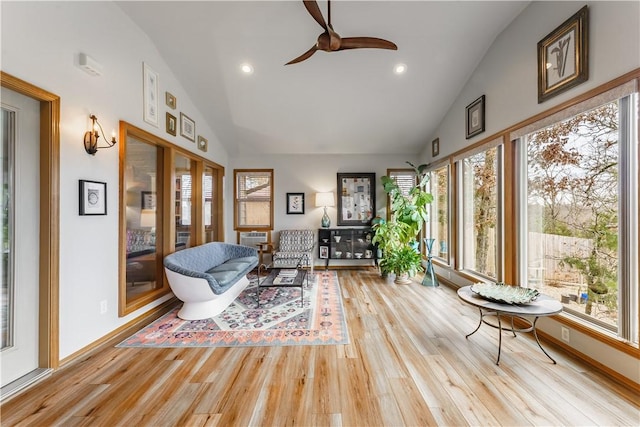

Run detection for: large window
[[519, 95, 638, 340], [234, 169, 273, 230], [427, 164, 450, 262], [458, 143, 503, 280]]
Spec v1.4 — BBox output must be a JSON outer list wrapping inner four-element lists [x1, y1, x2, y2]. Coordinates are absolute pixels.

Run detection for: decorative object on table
[[465, 95, 485, 139], [286, 192, 305, 214], [83, 114, 116, 155], [432, 137, 440, 157], [421, 238, 439, 287], [197, 135, 208, 152], [116, 271, 349, 348], [140, 191, 156, 210], [180, 112, 195, 142], [337, 172, 375, 226], [285, 0, 397, 65], [470, 282, 540, 305], [165, 91, 176, 109], [319, 245, 328, 259], [79, 179, 107, 215], [538, 5, 589, 103], [315, 191, 334, 227], [142, 62, 159, 127], [166, 112, 177, 136]]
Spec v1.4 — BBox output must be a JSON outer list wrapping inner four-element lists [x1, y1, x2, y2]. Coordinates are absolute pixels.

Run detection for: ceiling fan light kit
[[286, 0, 398, 65]]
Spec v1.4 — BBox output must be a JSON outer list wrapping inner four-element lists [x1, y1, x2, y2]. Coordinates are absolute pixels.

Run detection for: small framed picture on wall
[[286, 192, 305, 214], [79, 180, 107, 215]]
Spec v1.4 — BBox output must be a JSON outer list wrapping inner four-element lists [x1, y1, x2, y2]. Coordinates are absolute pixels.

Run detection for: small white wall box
[[79, 53, 102, 76]]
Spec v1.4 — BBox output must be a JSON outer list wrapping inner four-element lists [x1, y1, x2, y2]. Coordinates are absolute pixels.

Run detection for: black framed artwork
[[79, 179, 107, 215], [465, 95, 485, 139], [537, 6, 589, 103], [432, 138, 440, 157], [286, 192, 305, 214], [141, 191, 157, 210], [337, 173, 375, 226]]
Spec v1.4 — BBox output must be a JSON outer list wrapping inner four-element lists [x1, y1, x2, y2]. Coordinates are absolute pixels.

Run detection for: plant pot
[[394, 272, 412, 285]]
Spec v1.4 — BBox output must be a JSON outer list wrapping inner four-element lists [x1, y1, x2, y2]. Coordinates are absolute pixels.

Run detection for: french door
[[1, 88, 41, 388]]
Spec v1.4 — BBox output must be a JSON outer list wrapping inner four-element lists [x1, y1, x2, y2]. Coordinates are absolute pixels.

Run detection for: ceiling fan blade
[[303, 0, 328, 31], [285, 45, 318, 65], [339, 37, 398, 51]]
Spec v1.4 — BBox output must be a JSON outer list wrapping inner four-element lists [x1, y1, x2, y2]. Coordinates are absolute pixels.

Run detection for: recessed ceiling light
[[394, 63, 407, 75], [240, 63, 254, 74]]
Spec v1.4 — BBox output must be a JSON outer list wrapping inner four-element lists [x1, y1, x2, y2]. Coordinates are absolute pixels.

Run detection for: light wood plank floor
[[2, 269, 639, 426]]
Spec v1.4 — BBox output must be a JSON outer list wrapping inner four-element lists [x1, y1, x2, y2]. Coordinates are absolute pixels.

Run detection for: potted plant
[[380, 162, 433, 243], [373, 161, 433, 283], [380, 245, 424, 284], [371, 217, 410, 276]]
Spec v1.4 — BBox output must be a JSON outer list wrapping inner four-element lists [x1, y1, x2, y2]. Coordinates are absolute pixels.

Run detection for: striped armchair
[[271, 229, 315, 274]]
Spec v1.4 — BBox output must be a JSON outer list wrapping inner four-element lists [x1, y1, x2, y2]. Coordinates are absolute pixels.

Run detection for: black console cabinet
[[318, 228, 377, 269]]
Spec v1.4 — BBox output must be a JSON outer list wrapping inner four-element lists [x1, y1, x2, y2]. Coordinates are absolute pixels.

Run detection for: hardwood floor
[[2, 269, 639, 426]]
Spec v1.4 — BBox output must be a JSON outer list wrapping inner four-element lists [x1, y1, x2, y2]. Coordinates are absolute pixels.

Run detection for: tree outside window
[[525, 101, 620, 329]]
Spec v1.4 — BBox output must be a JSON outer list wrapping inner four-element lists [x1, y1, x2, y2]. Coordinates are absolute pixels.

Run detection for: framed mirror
[[337, 173, 375, 226]]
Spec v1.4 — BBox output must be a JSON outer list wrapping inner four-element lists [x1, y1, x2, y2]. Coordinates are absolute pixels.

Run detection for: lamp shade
[[315, 192, 335, 207], [140, 209, 156, 228]]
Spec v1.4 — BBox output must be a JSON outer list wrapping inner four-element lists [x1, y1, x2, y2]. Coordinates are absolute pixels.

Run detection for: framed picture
[[79, 180, 107, 216], [465, 95, 485, 139], [165, 91, 176, 109], [286, 192, 305, 214], [320, 246, 329, 259], [141, 191, 156, 210], [197, 135, 208, 152], [166, 112, 177, 136], [142, 62, 159, 127], [180, 112, 195, 142], [432, 138, 440, 157], [337, 173, 375, 226], [537, 6, 589, 103]]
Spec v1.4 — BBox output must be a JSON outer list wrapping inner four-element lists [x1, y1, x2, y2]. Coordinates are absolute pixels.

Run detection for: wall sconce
[[84, 114, 116, 155], [315, 192, 335, 228]]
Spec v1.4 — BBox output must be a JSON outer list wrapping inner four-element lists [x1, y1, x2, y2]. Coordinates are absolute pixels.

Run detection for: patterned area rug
[[117, 271, 349, 348]]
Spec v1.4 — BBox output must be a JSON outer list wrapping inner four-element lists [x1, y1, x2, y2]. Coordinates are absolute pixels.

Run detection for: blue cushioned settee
[[163, 242, 258, 320]]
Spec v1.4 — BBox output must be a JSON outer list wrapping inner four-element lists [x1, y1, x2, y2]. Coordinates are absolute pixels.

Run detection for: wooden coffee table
[[257, 267, 307, 308], [457, 285, 563, 365]]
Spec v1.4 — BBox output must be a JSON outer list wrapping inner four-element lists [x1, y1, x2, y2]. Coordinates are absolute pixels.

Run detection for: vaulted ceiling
[[117, 1, 529, 155]]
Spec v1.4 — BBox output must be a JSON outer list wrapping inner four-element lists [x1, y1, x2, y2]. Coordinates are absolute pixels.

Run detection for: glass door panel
[[174, 154, 193, 249], [124, 136, 162, 302], [204, 165, 217, 243]]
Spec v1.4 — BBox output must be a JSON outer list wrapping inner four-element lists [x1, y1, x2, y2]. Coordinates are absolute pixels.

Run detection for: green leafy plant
[[380, 161, 433, 243], [380, 245, 424, 279], [373, 161, 434, 281]]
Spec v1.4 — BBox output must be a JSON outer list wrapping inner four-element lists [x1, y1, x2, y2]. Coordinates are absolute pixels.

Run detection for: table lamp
[[315, 192, 335, 228]]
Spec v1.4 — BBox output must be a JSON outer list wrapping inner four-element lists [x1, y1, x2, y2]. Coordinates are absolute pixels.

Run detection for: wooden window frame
[[233, 169, 274, 231]]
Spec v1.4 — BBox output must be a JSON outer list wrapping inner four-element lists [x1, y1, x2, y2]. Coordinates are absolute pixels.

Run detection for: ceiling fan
[[286, 0, 398, 65]]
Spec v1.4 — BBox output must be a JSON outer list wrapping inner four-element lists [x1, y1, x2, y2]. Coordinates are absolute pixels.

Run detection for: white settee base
[[164, 269, 250, 320]]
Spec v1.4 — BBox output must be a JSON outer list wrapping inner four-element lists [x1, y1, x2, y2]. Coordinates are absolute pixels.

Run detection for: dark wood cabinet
[[318, 228, 377, 269]]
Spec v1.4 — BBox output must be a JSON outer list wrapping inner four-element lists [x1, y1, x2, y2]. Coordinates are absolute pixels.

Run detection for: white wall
[[228, 153, 411, 266], [1, 1, 230, 359], [422, 1, 640, 160], [422, 1, 640, 385]]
